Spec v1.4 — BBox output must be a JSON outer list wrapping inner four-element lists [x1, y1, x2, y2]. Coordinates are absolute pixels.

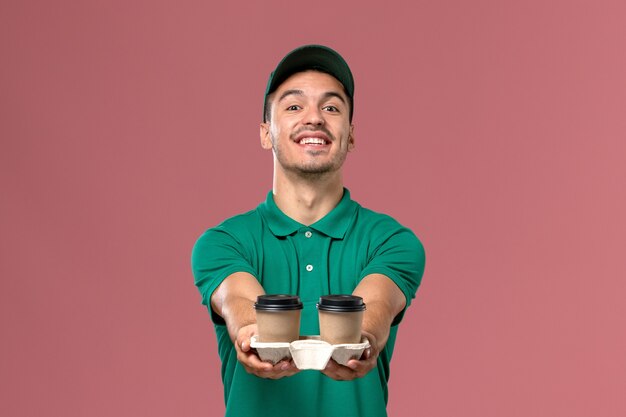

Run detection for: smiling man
[[192, 45, 425, 417], [262, 70, 354, 180]]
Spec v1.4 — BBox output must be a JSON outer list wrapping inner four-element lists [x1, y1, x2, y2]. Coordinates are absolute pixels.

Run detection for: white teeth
[[299, 137, 326, 145]]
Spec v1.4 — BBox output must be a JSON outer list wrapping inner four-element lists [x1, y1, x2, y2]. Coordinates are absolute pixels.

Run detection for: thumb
[[240, 337, 251, 352], [363, 347, 371, 360]]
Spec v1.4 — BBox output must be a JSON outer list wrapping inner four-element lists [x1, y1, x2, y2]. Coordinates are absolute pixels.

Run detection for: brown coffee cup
[[254, 294, 303, 343], [317, 295, 366, 345]]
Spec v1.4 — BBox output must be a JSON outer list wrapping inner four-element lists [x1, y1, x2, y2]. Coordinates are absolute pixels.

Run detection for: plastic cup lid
[[254, 294, 303, 311], [316, 295, 366, 312]]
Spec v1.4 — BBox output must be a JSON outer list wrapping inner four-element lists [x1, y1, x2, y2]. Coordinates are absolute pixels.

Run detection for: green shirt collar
[[259, 188, 358, 239]]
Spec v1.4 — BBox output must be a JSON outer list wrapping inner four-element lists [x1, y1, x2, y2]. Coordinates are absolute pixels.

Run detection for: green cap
[[263, 44, 355, 122]]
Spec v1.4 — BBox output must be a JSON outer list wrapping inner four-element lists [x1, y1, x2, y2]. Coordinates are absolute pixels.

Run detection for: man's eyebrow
[[277, 90, 347, 104], [322, 91, 347, 104], [277, 89, 304, 102]]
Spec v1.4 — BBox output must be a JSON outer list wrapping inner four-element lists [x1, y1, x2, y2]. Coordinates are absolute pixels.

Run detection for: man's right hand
[[211, 272, 299, 379], [235, 324, 300, 379]]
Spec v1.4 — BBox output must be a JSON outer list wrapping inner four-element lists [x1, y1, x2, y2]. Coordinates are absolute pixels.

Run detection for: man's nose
[[303, 106, 324, 125]]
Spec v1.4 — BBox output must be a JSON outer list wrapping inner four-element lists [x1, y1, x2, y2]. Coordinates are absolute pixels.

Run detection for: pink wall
[[1, 1, 625, 416]]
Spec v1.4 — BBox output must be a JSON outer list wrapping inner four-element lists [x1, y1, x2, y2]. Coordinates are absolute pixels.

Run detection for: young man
[[192, 45, 425, 417]]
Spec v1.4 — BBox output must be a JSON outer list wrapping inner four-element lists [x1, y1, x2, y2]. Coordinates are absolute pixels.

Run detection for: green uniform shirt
[[192, 189, 425, 417]]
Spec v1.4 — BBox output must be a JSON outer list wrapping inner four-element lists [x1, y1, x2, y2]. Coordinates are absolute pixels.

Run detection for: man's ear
[[260, 123, 272, 150], [348, 124, 355, 151]]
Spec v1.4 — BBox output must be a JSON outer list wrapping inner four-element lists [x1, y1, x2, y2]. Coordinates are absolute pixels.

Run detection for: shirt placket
[[297, 227, 328, 304]]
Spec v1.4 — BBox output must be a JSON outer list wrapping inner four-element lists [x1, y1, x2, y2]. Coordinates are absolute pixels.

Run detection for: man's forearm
[[211, 272, 265, 343], [353, 274, 406, 352]]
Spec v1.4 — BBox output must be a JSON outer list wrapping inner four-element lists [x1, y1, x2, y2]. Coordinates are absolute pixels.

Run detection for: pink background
[[2, 1, 625, 416]]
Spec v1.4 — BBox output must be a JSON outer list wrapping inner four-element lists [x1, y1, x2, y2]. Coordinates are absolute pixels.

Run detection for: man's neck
[[272, 170, 345, 226]]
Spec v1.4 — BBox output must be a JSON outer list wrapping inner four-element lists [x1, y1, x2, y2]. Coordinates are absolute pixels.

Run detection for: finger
[[322, 359, 357, 381], [238, 350, 273, 373], [362, 347, 371, 360], [333, 355, 377, 379], [248, 354, 274, 371], [264, 367, 299, 379], [253, 360, 299, 379], [345, 357, 376, 378], [276, 359, 296, 372], [240, 338, 251, 352], [345, 358, 361, 370]]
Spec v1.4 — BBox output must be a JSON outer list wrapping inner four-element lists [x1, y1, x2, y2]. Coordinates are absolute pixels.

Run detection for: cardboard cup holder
[[250, 335, 370, 370]]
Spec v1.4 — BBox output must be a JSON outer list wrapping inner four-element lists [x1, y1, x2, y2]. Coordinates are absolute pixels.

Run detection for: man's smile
[[292, 129, 333, 147]]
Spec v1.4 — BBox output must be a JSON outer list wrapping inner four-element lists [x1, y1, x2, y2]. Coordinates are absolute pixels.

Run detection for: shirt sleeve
[[191, 226, 258, 324], [359, 225, 426, 325]]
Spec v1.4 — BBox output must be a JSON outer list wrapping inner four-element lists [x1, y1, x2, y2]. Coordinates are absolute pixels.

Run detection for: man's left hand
[[320, 331, 378, 381]]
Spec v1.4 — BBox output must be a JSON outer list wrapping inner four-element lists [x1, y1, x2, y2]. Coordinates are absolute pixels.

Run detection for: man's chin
[[290, 164, 337, 178]]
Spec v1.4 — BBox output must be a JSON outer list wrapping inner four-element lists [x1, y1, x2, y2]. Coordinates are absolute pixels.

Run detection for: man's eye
[[323, 106, 338, 112], [287, 105, 301, 111]]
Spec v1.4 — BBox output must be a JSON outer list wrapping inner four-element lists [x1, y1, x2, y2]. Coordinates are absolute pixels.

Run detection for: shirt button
[[305, 231, 312, 238], [306, 264, 313, 272]]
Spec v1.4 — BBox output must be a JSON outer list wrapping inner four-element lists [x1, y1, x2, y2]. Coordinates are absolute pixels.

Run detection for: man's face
[[260, 71, 355, 177]]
